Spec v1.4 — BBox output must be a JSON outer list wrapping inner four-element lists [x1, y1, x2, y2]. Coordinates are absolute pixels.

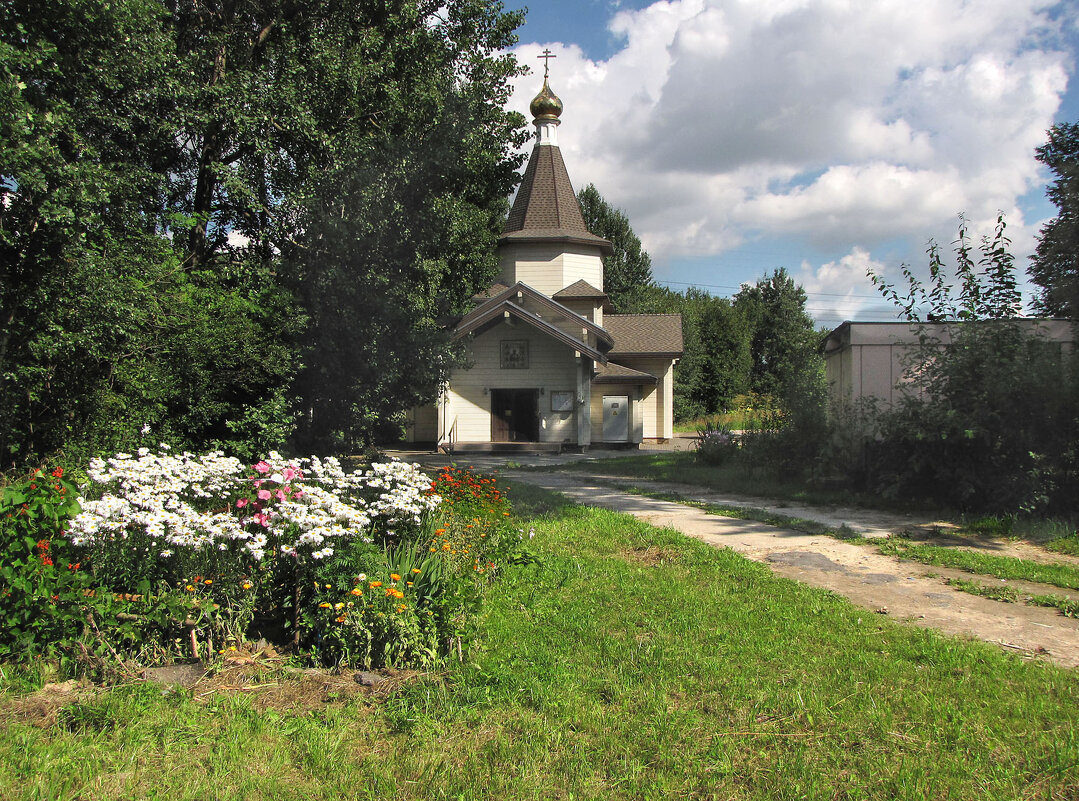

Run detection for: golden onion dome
[[530, 77, 563, 121]]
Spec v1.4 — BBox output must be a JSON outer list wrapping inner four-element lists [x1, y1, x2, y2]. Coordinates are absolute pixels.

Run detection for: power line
[[653, 278, 885, 301]]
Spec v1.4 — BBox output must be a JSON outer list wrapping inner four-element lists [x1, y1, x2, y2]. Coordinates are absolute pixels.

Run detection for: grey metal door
[[602, 395, 629, 442]]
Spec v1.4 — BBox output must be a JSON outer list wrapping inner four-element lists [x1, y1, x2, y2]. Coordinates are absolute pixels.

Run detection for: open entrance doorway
[[491, 389, 540, 442]]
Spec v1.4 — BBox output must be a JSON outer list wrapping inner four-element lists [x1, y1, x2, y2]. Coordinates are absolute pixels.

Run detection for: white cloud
[[795, 247, 897, 325], [509, 0, 1072, 311]]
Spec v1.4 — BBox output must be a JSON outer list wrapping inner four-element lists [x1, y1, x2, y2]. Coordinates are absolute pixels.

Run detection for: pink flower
[[254, 461, 271, 474], [257, 489, 272, 502], [253, 479, 263, 488], [282, 467, 297, 482], [276, 489, 286, 501], [293, 489, 303, 499], [236, 498, 249, 509]]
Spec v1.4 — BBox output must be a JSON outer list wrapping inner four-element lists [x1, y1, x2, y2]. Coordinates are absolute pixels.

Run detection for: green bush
[[868, 322, 1079, 513], [695, 425, 739, 466]]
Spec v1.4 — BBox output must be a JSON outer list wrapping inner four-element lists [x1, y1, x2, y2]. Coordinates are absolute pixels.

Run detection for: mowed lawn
[[2, 483, 1077, 800]]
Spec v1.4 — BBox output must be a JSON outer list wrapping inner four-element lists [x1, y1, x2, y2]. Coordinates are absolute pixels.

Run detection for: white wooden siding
[[446, 320, 579, 443], [498, 242, 604, 296]]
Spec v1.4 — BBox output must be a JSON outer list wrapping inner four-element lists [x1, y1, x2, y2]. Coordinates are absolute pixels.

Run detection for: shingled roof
[[594, 362, 658, 384], [603, 314, 684, 358], [552, 279, 608, 299], [471, 282, 509, 303], [500, 141, 612, 254]]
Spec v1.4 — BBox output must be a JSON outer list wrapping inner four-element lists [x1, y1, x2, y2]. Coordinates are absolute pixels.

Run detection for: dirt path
[[505, 470, 1079, 670], [553, 471, 1079, 568]]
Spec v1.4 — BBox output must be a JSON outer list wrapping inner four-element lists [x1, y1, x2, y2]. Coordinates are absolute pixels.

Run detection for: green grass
[[944, 578, 1079, 617], [674, 410, 771, 433], [2, 485, 1078, 799], [1047, 531, 1079, 556], [879, 540, 1079, 592]]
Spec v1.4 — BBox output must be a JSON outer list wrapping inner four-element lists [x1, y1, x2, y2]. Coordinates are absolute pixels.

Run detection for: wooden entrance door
[[491, 389, 539, 442]]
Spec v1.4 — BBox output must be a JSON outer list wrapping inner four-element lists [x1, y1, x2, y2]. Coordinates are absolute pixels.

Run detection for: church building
[[408, 72, 682, 451]]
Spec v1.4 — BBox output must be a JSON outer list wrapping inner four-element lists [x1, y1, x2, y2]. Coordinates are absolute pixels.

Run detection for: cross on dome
[[529, 52, 563, 122], [538, 48, 556, 78]]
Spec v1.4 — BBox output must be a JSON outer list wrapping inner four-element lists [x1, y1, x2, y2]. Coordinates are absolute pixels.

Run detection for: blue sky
[[502, 0, 1079, 326]]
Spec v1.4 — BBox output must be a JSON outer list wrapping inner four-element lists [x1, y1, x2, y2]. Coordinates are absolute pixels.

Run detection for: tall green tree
[[694, 293, 752, 414], [0, 0, 528, 463], [282, 0, 527, 450], [0, 0, 303, 464], [627, 285, 752, 420], [733, 268, 820, 399], [1030, 121, 1079, 318], [576, 183, 654, 310]]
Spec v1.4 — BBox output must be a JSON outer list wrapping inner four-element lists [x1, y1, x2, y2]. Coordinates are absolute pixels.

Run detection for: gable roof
[[552, 279, 608, 300], [500, 142, 612, 255], [457, 282, 614, 350], [453, 298, 608, 365], [604, 314, 684, 358]]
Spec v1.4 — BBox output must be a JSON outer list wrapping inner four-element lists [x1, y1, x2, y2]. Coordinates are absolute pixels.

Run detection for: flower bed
[[0, 452, 521, 674]]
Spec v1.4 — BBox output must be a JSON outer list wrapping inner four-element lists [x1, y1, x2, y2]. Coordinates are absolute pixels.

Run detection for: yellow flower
[[370, 581, 382, 588], [334, 602, 344, 610], [203, 579, 213, 585], [185, 585, 195, 592], [324, 583, 331, 589], [242, 582, 252, 590], [411, 568, 421, 574], [350, 588, 363, 596], [406, 581, 413, 587], [429, 547, 436, 552], [335, 615, 346, 623], [390, 573, 401, 581], [319, 602, 331, 608]]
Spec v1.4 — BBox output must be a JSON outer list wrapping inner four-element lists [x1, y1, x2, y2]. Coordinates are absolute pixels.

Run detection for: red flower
[[41, 556, 54, 567], [51, 467, 64, 478]]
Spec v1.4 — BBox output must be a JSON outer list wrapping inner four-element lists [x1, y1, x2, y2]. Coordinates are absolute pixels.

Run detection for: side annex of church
[[407, 74, 682, 451]]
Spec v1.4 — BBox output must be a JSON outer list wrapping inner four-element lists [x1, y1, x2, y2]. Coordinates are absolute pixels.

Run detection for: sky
[[501, 0, 1079, 327]]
